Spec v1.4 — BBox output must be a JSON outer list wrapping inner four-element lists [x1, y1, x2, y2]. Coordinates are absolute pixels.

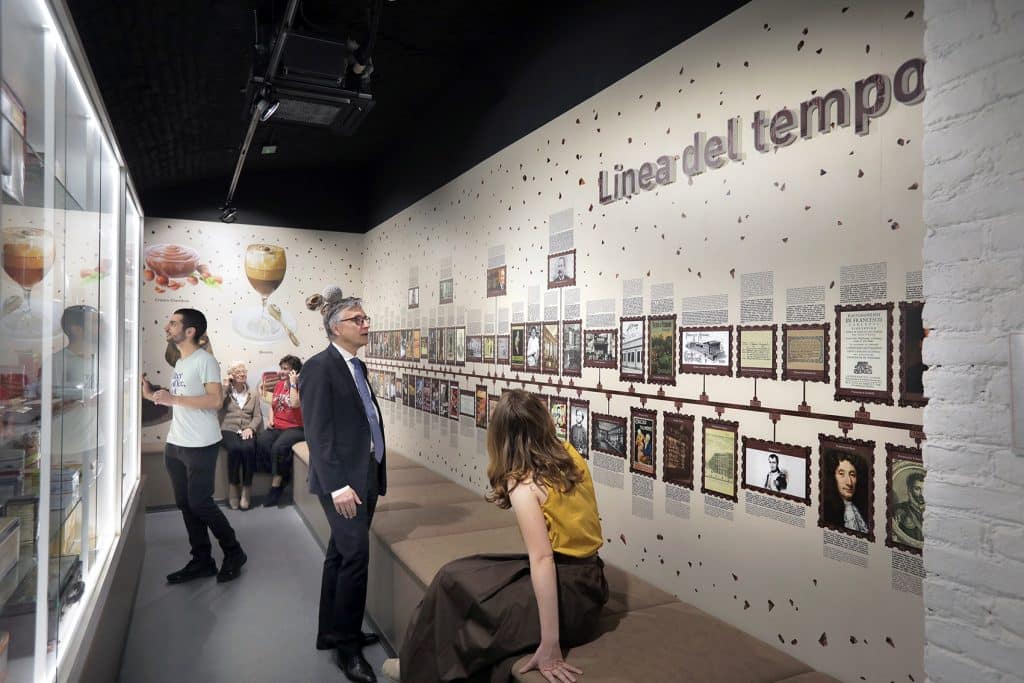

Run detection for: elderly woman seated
[[257, 354, 305, 507], [220, 361, 263, 509]]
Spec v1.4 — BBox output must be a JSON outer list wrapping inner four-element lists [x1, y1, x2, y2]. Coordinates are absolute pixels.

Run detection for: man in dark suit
[[300, 294, 386, 683]]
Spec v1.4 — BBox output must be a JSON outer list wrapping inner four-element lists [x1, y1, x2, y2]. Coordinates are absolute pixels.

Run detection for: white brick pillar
[[922, 1, 1024, 682]]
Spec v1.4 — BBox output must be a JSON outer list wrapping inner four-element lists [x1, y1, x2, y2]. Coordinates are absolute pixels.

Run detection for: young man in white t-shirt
[[142, 308, 247, 583]]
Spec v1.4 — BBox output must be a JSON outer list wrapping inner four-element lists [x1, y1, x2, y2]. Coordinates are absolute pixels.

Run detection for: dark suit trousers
[[317, 460, 379, 655]]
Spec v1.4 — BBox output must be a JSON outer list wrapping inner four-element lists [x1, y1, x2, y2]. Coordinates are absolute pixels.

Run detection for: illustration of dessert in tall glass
[[231, 243, 295, 342], [2, 226, 55, 317]]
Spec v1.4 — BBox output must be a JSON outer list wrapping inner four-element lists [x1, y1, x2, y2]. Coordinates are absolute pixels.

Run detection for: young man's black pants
[[165, 442, 242, 562]]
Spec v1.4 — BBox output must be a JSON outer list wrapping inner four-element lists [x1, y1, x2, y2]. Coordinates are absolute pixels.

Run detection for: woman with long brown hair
[[383, 389, 608, 683]]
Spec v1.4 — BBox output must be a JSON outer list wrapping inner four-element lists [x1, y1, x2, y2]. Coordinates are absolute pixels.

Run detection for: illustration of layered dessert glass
[[2, 226, 55, 319], [244, 244, 286, 337]]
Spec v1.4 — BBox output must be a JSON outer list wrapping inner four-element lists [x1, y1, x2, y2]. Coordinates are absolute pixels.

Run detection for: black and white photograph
[[459, 389, 476, 418], [439, 277, 454, 304], [466, 335, 482, 362], [741, 438, 811, 505], [562, 320, 582, 377], [496, 334, 510, 363], [445, 327, 456, 364], [486, 265, 507, 297], [455, 327, 466, 364], [525, 323, 542, 371], [886, 444, 925, 554], [818, 435, 875, 541], [584, 329, 617, 369], [542, 322, 560, 374], [619, 317, 645, 382], [591, 413, 627, 458], [680, 326, 733, 376], [568, 399, 589, 458], [408, 286, 419, 309], [547, 249, 576, 288], [898, 301, 928, 407]]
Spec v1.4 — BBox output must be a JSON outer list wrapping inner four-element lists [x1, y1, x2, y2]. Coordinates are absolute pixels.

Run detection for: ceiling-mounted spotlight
[[259, 94, 279, 122], [220, 206, 238, 223]]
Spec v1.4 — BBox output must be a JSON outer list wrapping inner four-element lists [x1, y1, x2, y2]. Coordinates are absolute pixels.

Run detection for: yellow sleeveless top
[[540, 442, 604, 558]]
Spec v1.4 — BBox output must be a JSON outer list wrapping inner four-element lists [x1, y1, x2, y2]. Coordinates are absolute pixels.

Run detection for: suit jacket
[[299, 344, 387, 500]]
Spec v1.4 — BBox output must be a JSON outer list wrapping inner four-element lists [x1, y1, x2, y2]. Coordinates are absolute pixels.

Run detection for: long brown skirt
[[399, 553, 609, 683]]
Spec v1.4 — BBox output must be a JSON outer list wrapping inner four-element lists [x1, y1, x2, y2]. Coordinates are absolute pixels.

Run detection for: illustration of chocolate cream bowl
[[144, 243, 200, 279]]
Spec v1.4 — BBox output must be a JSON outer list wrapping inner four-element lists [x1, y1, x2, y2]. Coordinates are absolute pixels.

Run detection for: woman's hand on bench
[[519, 642, 582, 683]]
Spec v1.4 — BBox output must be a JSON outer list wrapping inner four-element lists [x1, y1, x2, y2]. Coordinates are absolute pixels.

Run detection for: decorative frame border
[[438, 380, 449, 416], [547, 249, 577, 289], [541, 321, 560, 374], [885, 443, 925, 555], [445, 327, 457, 365], [510, 323, 526, 371], [647, 314, 678, 386], [834, 303, 895, 405], [591, 412, 627, 459], [486, 265, 507, 298], [524, 322, 543, 372], [439, 277, 454, 305], [568, 398, 590, 459], [561, 319, 583, 377], [454, 327, 466, 366], [680, 325, 733, 377], [701, 417, 739, 503], [448, 384, 460, 421], [662, 412, 695, 489], [583, 328, 618, 369], [619, 316, 646, 383], [496, 334, 511, 363], [549, 395, 569, 441], [781, 323, 830, 383], [736, 324, 778, 380], [817, 433, 876, 542], [466, 335, 483, 363], [630, 407, 658, 478], [408, 286, 419, 310], [481, 334, 496, 364], [459, 389, 475, 418], [898, 301, 928, 408], [740, 437, 811, 506]]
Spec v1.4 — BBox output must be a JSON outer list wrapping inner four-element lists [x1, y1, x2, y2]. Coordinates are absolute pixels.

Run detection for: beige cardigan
[[220, 388, 264, 433]]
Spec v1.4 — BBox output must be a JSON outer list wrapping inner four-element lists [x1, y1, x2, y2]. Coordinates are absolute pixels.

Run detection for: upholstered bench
[[141, 441, 280, 510], [290, 446, 841, 683]]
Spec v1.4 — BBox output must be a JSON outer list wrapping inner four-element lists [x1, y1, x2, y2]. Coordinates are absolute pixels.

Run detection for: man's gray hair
[[324, 296, 364, 339]]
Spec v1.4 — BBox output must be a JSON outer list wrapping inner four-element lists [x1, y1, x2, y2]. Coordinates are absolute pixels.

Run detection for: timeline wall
[[360, 0, 927, 681]]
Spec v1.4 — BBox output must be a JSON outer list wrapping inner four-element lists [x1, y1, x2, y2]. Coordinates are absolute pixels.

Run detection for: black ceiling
[[67, 0, 748, 232]]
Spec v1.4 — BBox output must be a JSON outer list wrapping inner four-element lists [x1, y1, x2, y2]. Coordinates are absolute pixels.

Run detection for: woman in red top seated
[[256, 354, 304, 507]]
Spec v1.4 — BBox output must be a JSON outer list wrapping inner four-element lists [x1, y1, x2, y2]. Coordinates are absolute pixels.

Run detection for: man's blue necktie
[[350, 357, 384, 463]]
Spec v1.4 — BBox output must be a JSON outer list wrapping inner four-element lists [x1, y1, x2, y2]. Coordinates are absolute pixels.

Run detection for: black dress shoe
[[317, 632, 380, 650], [336, 651, 377, 683], [263, 486, 284, 507], [166, 559, 217, 584], [217, 549, 247, 583]]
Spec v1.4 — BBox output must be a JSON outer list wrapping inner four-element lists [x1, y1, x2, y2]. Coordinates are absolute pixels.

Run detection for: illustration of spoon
[[267, 303, 300, 346]]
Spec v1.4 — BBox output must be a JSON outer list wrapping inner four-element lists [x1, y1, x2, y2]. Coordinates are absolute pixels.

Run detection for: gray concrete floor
[[119, 506, 391, 682]]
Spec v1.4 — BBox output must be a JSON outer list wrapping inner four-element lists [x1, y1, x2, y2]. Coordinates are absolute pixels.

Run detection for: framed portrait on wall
[[510, 324, 526, 370], [412, 329, 421, 361], [584, 329, 617, 369], [448, 384, 460, 420], [481, 335, 496, 363], [662, 412, 694, 489], [524, 323, 542, 372], [549, 396, 568, 441], [781, 323, 829, 382], [818, 434, 876, 541], [407, 287, 419, 309], [630, 407, 657, 478], [486, 265, 507, 297], [542, 322, 560, 374], [741, 437, 811, 505], [439, 277, 454, 305], [475, 385, 488, 429], [591, 413, 627, 458], [420, 331, 428, 359], [680, 326, 732, 376], [561, 320, 582, 377], [568, 399, 589, 458], [701, 418, 738, 502], [619, 317, 645, 383], [835, 303, 894, 405], [437, 329, 447, 366], [647, 315, 677, 385], [886, 444, 925, 554], [547, 249, 576, 288], [438, 380, 449, 416], [459, 389, 475, 418], [430, 378, 440, 414], [455, 327, 466, 365], [466, 335, 483, 362], [898, 301, 928, 407], [736, 325, 777, 379], [496, 335, 510, 363]]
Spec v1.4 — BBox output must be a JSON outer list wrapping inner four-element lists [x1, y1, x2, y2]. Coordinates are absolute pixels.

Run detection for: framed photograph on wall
[[448, 384, 460, 420], [496, 335, 510, 363], [662, 412, 694, 489], [475, 385, 488, 429], [547, 249, 576, 288], [741, 437, 811, 505], [481, 335, 496, 363], [439, 277, 454, 305], [701, 418, 738, 502], [487, 265, 507, 297], [818, 434, 876, 541], [630, 407, 657, 478], [542, 322, 560, 374], [466, 335, 483, 362], [886, 444, 925, 554], [412, 329, 421, 361], [561, 320, 582, 377], [549, 396, 568, 441], [584, 329, 617, 369], [835, 303, 894, 405], [781, 323, 829, 382], [444, 328, 455, 364], [437, 329, 447, 366], [568, 399, 589, 458], [737, 325, 777, 379], [438, 381, 449, 416], [591, 413, 627, 458], [647, 315, 677, 386], [427, 328, 437, 364], [898, 301, 928, 407], [525, 323, 542, 372], [510, 324, 526, 370], [431, 378, 440, 414], [407, 287, 419, 309], [420, 331, 428, 359], [619, 317, 645, 383], [680, 326, 733, 376], [488, 394, 500, 423], [459, 389, 475, 418], [455, 327, 466, 365]]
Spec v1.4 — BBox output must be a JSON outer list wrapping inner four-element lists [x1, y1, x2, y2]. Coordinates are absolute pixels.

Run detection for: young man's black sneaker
[[262, 485, 284, 508], [217, 549, 247, 583], [166, 559, 218, 584]]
